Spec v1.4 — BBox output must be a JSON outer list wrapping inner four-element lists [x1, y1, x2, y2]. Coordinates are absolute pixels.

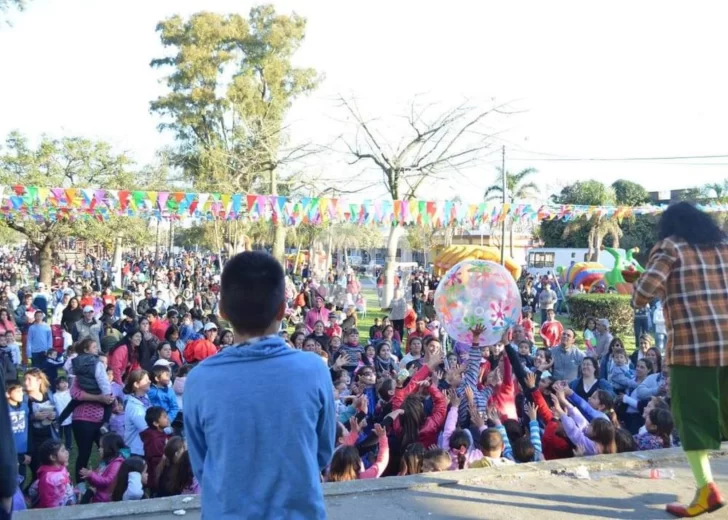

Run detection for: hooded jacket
[[140, 428, 169, 490], [33, 465, 75, 508], [85, 456, 124, 503], [184, 335, 335, 520]]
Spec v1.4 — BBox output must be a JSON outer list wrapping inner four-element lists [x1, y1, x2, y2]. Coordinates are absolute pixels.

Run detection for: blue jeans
[[634, 316, 650, 346]]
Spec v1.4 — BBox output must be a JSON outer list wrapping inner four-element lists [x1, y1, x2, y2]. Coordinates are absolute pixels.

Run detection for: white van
[[525, 248, 617, 278]]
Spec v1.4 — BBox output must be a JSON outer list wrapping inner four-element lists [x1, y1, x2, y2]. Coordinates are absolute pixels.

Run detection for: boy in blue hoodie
[[184, 251, 335, 520], [5, 382, 29, 483]]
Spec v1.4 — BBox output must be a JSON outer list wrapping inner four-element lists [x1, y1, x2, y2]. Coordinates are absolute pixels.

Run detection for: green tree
[[0, 0, 28, 23], [703, 179, 728, 202], [0, 132, 165, 284], [611, 179, 651, 206], [150, 6, 320, 263], [484, 167, 539, 259], [540, 180, 622, 260]]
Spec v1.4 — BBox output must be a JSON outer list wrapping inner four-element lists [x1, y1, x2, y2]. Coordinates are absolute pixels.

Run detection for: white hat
[[83, 305, 94, 313], [204, 322, 218, 332]]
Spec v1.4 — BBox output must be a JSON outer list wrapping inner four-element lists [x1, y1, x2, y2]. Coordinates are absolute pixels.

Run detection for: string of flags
[[0, 185, 726, 228]]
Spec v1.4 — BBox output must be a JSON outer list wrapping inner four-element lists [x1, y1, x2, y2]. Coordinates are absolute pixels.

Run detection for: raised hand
[[374, 423, 386, 438], [469, 402, 485, 429], [524, 402, 538, 421], [470, 323, 486, 342], [464, 385, 475, 405], [524, 372, 537, 390], [447, 388, 461, 407], [487, 407, 501, 427]]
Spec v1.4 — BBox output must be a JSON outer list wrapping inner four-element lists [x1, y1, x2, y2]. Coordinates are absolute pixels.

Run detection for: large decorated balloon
[[434, 260, 520, 346]]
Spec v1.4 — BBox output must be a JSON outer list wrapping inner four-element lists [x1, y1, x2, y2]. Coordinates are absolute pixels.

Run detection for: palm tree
[[563, 216, 622, 261], [484, 167, 540, 258], [703, 179, 728, 202]]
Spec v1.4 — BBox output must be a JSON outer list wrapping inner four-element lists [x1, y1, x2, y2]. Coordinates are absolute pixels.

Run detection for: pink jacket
[[440, 406, 486, 470], [35, 465, 75, 508], [359, 435, 389, 479], [108, 344, 128, 385], [86, 457, 124, 503]]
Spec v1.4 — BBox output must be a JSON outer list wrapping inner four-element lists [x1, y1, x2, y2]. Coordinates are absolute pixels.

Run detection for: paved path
[[112, 458, 728, 520]]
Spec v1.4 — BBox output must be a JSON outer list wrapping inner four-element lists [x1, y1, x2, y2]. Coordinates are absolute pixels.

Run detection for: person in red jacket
[[403, 304, 418, 335], [140, 407, 171, 492], [523, 373, 573, 460], [184, 323, 219, 364], [391, 349, 446, 450]]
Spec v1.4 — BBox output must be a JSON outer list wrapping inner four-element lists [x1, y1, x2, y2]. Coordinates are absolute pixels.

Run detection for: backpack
[[0, 349, 17, 384]]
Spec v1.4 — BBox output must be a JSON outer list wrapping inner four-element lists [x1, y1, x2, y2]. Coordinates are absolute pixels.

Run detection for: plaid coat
[[633, 237, 728, 367]]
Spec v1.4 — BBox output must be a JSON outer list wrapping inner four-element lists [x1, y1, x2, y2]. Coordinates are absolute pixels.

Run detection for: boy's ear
[[275, 299, 286, 321]]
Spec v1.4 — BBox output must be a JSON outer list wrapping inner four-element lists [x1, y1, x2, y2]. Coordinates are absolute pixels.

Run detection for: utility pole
[[500, 145, 507, 265]]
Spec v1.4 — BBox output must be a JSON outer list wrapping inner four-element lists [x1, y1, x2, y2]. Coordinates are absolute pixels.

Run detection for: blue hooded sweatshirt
[[184, 335, 336, 520]]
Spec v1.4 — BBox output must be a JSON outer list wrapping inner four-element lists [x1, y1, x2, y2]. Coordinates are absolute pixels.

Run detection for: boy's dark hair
[[480, 429, 504, 453], [123, 307, 135, 319], [151, 364, 171, 383], [145, 406, 167, 429], [55, 376, 68, 386], [145, 308, 158, 318], [5, 381, 22, 393], [38, 439, 63, 465], [503, 419, 524, 444], [512, 436, 535, 463], [220, 252, 284, 335], [46, 348, 57, 356]]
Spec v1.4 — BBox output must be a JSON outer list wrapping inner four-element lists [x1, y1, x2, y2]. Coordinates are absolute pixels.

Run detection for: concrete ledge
[[17, 444, 728, 519]]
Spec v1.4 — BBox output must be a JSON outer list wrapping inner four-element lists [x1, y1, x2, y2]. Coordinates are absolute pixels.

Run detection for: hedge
[[567, 294, 635, 336]]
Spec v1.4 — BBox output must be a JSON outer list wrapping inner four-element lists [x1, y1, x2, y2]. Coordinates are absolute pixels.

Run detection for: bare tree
[[338, 96, 507, 307]]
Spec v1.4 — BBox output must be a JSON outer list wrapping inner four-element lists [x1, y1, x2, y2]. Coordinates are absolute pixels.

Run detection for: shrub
[[567, 294, 635, 336]]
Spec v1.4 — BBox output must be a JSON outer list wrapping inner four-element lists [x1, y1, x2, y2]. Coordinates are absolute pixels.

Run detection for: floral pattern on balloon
[[434, 260, 521, 346]]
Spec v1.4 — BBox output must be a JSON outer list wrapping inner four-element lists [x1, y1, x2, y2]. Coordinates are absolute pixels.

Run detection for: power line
[[507, 153, 728, 162]]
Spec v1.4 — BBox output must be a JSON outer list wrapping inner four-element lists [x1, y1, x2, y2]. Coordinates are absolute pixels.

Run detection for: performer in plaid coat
[[633, 202, 728, 518]]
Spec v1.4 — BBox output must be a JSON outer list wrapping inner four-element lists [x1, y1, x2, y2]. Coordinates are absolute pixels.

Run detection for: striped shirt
[[457, 345, 493, 424], [633, 237, 728, 367]]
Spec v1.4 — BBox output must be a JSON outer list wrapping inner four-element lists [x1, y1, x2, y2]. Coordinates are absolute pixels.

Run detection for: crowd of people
[[0, 245, 676, 514], [0, 201, 725, 519]]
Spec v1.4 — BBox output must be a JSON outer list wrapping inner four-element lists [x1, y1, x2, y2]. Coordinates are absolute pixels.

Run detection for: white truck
[[525, 247, 617, 278]]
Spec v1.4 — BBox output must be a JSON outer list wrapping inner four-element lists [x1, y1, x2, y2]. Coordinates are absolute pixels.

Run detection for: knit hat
[[101, 335, 118, 354]]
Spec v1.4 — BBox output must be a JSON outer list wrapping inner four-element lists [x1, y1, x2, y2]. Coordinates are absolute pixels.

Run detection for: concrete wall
[[16, 444, 728, 520]]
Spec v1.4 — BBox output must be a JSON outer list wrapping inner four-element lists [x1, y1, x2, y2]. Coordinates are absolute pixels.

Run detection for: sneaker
[[666, 483, 726, 518]]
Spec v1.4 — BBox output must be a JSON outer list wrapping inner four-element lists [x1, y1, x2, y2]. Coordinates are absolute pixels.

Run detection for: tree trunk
[[382, 225, 403, 308], [155, 219, 161, 261], [112, 236, 123, 288], [38, 238, 54, 286], [509, 219, 515, 260], [272, 223, 286, 265], [293, 240, 303, 276]]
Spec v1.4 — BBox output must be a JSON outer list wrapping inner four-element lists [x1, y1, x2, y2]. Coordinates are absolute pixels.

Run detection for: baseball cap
[[83, 305, 94, 313], [203, 322, 218, 332]]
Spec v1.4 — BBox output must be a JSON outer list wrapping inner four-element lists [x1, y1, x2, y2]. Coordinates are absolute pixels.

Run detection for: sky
[[1, 0, 728, 203]]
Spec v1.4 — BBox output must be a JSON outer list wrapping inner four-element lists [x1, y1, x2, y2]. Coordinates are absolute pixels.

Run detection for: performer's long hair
[[658, 202, 726, 246]]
